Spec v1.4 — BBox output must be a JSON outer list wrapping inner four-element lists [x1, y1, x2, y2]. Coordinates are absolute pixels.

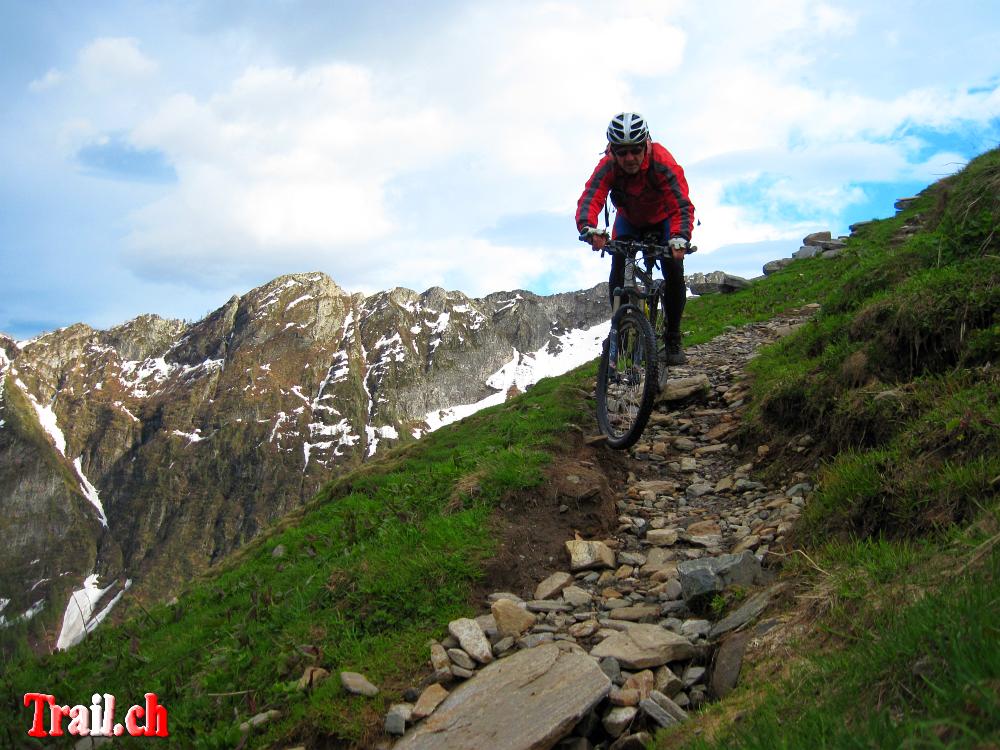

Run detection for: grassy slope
[[1, 149, 996, 749], [657, 149, 1000, 748], [1, 369, 597, 748]]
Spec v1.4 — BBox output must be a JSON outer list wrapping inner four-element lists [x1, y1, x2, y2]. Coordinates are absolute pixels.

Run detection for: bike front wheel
[[596, 305, 659, 449]]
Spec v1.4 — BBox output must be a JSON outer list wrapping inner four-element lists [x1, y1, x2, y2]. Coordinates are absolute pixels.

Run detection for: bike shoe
[[663, 335, 687, 366]]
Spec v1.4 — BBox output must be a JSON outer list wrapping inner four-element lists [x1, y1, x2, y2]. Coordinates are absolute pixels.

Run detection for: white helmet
[[607, 112, 649, 146]]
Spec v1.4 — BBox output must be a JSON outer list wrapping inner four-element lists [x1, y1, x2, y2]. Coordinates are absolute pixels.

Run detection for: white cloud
[[28, 68, 64, 92], [26, 0, 999, 312], [814, 3, 857, 34], [78, 37, 158, 89]]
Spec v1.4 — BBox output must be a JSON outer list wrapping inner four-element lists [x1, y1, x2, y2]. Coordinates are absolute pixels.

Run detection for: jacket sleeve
[[576, 157, 615, 233], [651, 147, 695, 242]]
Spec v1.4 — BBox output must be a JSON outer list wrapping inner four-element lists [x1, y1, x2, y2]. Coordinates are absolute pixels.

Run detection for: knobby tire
[[596, 305, 659, 449]]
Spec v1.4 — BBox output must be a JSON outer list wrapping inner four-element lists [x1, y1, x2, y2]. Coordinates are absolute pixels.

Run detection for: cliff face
[[0, 273, 609, 645]]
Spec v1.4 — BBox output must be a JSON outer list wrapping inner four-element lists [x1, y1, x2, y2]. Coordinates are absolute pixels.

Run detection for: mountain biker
[[576, 112, 695, 365]]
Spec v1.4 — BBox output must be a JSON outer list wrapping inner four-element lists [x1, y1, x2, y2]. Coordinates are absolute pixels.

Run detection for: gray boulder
[[686, 271, 751, 295], [677, 551, 762, 601], [802, 231, 832, 246], [762, 258, 794, 275]]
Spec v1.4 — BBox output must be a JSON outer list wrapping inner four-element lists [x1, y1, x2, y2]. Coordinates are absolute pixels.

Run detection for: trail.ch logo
[[23, 692, 168, 738]]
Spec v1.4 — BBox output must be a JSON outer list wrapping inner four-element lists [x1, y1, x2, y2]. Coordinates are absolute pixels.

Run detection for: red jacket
[[576, 142, 695, 241]]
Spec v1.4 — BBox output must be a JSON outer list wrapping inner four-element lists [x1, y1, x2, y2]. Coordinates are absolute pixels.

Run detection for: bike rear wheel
[[596, 305, 659, 449]]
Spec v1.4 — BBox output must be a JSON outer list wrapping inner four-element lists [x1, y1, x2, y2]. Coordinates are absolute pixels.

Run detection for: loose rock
[[491, 598, 537, 638], [566, 539, 616, 570], [448, 618, 494, 665], [590, 624, 696, 669], [340, 671, 378, 697]]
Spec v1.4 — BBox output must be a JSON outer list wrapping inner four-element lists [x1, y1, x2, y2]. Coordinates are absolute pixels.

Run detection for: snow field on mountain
[[424, 319, 607, 432]]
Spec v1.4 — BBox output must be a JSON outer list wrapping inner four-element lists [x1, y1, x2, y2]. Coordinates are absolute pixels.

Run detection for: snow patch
[[303, 417, 360, 467], [56, 574, 131, 650], [114, 401, 140, 422], [119, 356, 222, 397], [364, 424, 400, 457], [21, 599, 45, 621], [74, 457, 109, 526], [286, 294, 313, 311], [17, 380, 67, 455], [172, 429, 204, 444], [269, 412, 290, 443], [428, 311, 450, 334], [375, 332, 406, 363], [2, 596, 45, 627], [259, 278, 301, 310]]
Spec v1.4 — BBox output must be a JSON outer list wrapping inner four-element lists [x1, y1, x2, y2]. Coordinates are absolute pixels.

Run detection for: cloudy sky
[[2, 1, 998, 340]]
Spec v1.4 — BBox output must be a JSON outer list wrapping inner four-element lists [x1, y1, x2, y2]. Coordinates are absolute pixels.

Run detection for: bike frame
[[600, 239, 670, 316]]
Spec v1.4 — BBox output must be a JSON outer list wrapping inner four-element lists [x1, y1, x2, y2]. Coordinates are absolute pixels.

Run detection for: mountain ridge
[[0, 271, 611, 648]]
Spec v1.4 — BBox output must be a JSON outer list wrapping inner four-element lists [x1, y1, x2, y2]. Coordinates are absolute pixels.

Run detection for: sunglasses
[[612, 145, 644, 157]]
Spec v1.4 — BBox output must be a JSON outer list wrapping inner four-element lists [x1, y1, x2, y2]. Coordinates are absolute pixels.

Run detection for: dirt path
[[383, 307, 822, 749]]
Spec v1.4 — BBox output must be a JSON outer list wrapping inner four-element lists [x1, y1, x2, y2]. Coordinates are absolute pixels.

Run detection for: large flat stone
[[395, 643, 610, 750], [709, 631, 751, 699], [607, 604, 660, 622], [535, 571, 574, 600], [589, 624, 696, 669], [657, 375, 711, 403], [709, 583, 785, 639]]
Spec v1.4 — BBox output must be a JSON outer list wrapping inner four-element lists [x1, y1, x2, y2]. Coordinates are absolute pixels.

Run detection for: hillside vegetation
[[1, 148, 997, 749], [658, 147, 1000, 748]]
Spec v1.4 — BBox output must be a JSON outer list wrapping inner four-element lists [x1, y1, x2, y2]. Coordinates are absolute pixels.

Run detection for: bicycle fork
[[608, 255, 637, 375]]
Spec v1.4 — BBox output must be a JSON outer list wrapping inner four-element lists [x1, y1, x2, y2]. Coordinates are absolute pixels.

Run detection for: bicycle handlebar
[[583, 236, 697, 258]]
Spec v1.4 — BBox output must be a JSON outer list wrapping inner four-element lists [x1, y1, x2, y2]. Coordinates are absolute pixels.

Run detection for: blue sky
[[2, 1, 998, 340]]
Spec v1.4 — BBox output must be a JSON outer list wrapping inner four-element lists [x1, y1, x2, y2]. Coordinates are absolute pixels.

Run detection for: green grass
[[664, 545, 1000, 750], [681, 255, 842, 346], [0, 366, 597, 748], [653, 148, 1000, 750], [743, 149, 999, 538]]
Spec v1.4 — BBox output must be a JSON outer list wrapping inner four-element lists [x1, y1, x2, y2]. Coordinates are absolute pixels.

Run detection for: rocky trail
[[286, 307, 823, 750]]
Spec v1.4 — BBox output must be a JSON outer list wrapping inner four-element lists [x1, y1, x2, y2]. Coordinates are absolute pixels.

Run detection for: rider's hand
[[667, 237, 689, 261], [580, 227, 608, 251]]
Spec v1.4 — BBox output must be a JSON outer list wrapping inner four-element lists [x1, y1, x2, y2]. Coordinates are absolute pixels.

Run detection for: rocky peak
[[0, 272, 612, 650], [103, 315, 185, 363]]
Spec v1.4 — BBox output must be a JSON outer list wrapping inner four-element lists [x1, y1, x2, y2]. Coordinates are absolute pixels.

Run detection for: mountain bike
[[588, 233, 691, 449]]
